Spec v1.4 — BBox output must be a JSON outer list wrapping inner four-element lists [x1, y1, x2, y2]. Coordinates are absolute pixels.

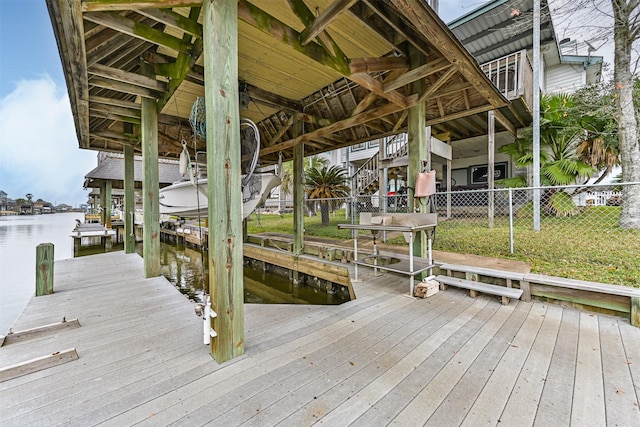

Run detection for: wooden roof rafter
[[48, 0, 520, 165]]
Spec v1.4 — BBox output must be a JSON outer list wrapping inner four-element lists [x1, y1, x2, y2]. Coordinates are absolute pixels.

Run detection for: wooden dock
[[1, 252, 638, 426]]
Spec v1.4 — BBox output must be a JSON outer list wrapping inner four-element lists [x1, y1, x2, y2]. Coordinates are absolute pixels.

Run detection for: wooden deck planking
[[231, 292, 473, 427], [498, 304, 563, 425], [382, 303, 515, 426], [0, 252, 639, 427], [599, 317, 640, 425], [571, 312, 606, 426], [533, 308, 580, 426], [423, 301, 533, 427], [190, 292, 468, 427], [459, 302, 548, 426]]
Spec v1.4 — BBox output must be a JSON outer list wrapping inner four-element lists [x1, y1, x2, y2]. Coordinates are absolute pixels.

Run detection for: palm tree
[[498, 93, 595, 216], [305, 165, 350, 225], [279, 156, 330, 213]]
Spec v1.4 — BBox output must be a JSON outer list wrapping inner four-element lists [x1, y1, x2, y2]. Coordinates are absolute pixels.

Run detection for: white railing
[[480, 49, 531, 103]]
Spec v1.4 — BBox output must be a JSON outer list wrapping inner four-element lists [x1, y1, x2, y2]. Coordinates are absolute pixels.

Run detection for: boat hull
[[159, 173, 280, 219]]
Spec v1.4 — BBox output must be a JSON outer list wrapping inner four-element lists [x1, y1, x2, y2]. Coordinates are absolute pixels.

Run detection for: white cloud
[[0, 77, 97, 207]]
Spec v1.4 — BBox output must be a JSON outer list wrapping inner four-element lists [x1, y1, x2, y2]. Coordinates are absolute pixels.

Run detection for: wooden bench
[[524, 273, 640, 326], [434, 275, 523, 305], [438, 263, 531, 301]]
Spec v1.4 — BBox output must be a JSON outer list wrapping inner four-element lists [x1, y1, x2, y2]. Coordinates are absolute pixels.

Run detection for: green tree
[[573, 82, 621, 184], [279, 155, 329, 212], [305, 165, 350, 225], [25, 193, 34, 214], [498, 93, 595, 216]]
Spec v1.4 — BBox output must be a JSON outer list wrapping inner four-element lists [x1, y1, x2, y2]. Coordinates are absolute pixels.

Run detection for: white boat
[[159, 172, 281, 219]]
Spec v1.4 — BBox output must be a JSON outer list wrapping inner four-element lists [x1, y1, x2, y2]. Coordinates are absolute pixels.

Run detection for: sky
[[0, 0, 617, 207]]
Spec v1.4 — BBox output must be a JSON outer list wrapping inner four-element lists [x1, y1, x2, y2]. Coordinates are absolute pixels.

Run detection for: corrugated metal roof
[[448, 0, 558, 66]]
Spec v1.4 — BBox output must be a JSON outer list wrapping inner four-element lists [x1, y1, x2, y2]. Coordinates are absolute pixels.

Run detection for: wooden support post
[[124, 144, 136, 253], [104, 179, 112, 229], [292, 115, 304, 257], [204, 0, 244, 363], [446, 158, 452, 218], [631, 297, 640, 327], [141, 64, 161, 278], [100, 184, 107, 225], [35, 243, 54, 296], [407, 46, 427, 259], [488, 110, 495, 228]]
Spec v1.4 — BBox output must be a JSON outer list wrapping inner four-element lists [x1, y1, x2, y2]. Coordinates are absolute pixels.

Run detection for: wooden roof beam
[[134, 8, 202, 38], [89, 63, 167, 91], [426, 105, 494, 127], [493, 108, 516, 136], [389, 0, 507, 109], [348, 73, 407, 108], [90, 95, 140, 109], [262, 99, 415, 156], [238, 0, 349, 75], [361, 0, 430, 57], [245, 82, 303, 112], [349, 57, 408, 74], [83, 11, 191, 54], [300, 0, 358, 45], [93, 129, 139, 143], [350, 68, 406, 116], [90, 102, 142, 120], [383, 58, 450, 92], [81, 1, 200, 13], [285, 0, 349, 72], [418, 66, 457, 103], [89, 76, 162, 99]]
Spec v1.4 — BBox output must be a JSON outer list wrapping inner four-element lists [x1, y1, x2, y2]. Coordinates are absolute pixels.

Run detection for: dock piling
[[36, 243, 54, 296]]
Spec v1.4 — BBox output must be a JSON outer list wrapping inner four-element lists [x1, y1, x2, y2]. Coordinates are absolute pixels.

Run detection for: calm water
[[1, 213, 350, 333], [0, 212, 81, 333]]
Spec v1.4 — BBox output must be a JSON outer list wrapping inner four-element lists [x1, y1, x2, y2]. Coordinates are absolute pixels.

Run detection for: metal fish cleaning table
[[338, 213, 437, 296]]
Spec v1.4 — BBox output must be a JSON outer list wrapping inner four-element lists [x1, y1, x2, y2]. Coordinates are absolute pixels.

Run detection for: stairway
[[351, 134, 408, 196]]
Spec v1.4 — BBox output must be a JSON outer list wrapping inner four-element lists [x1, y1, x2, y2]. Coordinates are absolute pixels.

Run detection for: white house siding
[[545, 64, 586, 94]]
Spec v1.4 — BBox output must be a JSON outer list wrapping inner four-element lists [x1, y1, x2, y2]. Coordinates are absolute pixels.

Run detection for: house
[[337, 0, 603, 200], [83, 152, 182, 224]]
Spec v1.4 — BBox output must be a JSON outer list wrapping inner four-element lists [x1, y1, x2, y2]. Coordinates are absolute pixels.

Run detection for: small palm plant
[[305, 165, 350, 225], [498, 93, 595, 216]]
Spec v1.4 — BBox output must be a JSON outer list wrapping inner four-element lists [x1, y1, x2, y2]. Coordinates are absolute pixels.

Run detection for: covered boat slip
[[1, 252, 638, 425], [46, 0, 518, 363]]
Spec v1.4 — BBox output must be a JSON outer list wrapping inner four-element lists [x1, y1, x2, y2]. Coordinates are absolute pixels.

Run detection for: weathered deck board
[[571, 312, 606, 426], [0, 252, 638, 427]]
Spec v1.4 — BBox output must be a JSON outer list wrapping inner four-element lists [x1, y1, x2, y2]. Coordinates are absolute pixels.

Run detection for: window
[[350, 143, 366, 152]]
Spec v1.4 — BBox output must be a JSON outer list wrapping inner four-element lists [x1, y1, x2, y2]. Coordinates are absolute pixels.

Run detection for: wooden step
[[434, 275, 523, 305]]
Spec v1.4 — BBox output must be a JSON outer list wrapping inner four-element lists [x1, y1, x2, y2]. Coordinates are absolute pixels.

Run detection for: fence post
[[508, 189, 514, 254], [36, 243, 54, 296]]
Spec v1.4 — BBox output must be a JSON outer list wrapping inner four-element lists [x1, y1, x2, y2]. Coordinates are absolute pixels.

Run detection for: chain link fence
[[265, 182, 639, 286]]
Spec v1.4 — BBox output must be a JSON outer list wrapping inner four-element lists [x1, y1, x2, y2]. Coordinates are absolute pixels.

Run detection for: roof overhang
[[47, 0, 512, 166]]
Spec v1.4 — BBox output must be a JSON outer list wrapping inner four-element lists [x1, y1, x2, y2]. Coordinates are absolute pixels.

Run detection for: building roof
[[448, 0, 558, 66], [47, 0, 517, 167], [84, 153, 182, 190]]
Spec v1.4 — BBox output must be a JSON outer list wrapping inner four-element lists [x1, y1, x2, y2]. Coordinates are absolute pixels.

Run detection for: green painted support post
[[632, 297, 640, 327], [35, 243, 54, 296], [124, 144, 136, 253], [204, 0, 244, 363], [407, 47, 428, 259], [292, 114, 304, 258], [141, 63, 161, 278]]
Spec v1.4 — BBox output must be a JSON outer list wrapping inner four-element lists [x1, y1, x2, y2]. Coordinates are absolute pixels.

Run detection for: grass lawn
[[247, 207, 640, 287]]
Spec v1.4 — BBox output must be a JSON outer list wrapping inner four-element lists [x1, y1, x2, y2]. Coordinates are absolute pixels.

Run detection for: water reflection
[[135, 240, 351, 305]]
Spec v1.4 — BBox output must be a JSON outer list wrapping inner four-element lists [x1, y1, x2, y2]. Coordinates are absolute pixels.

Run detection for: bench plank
[[439, 263, 525, 281], [435, 275, 523, 300]]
